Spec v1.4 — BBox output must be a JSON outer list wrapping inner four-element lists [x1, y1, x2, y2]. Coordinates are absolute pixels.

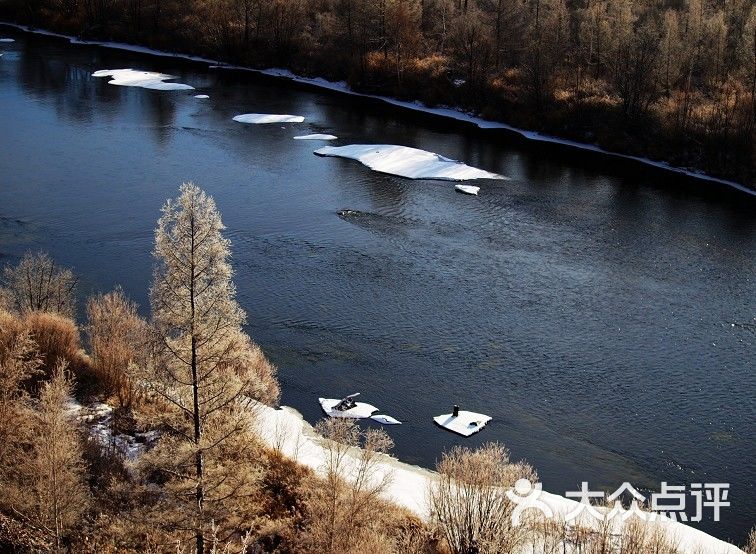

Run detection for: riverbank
[[252, 401, 745, 553], [0, 21, 753, 197]]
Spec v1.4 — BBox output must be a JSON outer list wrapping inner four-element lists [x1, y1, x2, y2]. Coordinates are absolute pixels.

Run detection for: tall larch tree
[[147, 182, 270, 552]]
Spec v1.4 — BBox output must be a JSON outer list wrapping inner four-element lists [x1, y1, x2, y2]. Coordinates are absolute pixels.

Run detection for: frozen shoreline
[[1, 21, 752, 196], [252, 402, 744, 554]]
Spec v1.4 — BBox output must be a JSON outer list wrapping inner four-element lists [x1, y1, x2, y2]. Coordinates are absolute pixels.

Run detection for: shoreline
[[1, 21, 753, 197], [253, 401, 744, 554]]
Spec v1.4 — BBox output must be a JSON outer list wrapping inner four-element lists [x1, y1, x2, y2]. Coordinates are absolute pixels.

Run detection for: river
[[0, 27, 754, 544]]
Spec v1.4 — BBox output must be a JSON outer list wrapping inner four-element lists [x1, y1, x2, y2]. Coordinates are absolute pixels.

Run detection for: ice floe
[[371, 414, 402, 425], [319, 394, 379, 419], [293, 133, 337, 140], [0, 38, 14, 43], [314, 144, 505, 181], [233, 113, 304, 124], [455, 184, 480, 195], [92, 68, 194, 90], [433, 409, 492, 437], [194, 94, 209, 99]]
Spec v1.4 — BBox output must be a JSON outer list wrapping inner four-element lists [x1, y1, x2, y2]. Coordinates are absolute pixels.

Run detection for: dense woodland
[[0, 0, 754, 186]]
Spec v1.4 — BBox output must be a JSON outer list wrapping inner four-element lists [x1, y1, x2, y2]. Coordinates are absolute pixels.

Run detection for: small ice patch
[[371, 414, 402, 425], [194, 94, 209, 99], [0, 38, 15, 43], [294, 133, 337, 140], [92, 68, 194, 90], [233, 113, 305, 124], [314, 144, 505, 181], [455, 184, 480, 195]]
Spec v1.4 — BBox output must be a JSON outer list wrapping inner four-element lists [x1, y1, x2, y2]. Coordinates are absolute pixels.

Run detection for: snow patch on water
[[314, 144, 505, 181], [233, 113, 305, 124], [293, 133, 337, 140], [92, 68, 194, 90]]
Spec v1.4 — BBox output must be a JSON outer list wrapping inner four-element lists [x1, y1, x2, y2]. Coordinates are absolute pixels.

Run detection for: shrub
[[428, 442, 537, 554], [21, 311, 92, 392], [86, 288, 149, 408]]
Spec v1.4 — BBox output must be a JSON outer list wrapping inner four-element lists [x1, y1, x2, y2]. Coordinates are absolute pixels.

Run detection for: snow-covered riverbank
[[0, 22, 752, 196], [252, 402, 744, 554]]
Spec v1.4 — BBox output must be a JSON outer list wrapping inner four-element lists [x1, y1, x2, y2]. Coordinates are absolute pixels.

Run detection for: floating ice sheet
[[92, 68, 194, 90], [233, 113, 305, 124], [0, 38, 15, 43], [194, 94, 209, 99], [314, 144, 505, 181], [294, 133, 337, 140], [371, 414, 402, 425], [319, 397, 379, 419], [433, 410, 492, 437], [455, 184, 480, 195]]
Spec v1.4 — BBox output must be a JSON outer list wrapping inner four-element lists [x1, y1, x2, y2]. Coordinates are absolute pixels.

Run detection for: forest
[[0, 0, 753, 186]]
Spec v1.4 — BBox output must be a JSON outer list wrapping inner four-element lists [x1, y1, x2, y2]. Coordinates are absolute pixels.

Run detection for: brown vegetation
[[86, 287, 149, 409], [428, 442, 537, 554], [0, 0, 753, 185], [0, 186, 738, 553]]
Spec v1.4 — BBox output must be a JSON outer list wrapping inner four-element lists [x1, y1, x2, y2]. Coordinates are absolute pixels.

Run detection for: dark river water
[[1, 27, 754, 545]]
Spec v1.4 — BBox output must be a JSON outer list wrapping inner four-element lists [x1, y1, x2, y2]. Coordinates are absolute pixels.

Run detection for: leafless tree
[[2, 251, 77, 318]]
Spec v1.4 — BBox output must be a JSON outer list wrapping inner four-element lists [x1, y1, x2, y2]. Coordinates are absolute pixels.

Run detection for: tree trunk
[[190, 212, 204, 554]]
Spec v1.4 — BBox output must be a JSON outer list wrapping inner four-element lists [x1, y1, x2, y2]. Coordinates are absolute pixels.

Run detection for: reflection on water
[[1, 28, 754, 544]]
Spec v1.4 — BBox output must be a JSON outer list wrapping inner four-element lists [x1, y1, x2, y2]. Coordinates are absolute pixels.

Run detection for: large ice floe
[[294, 133, 337, 140], [233, 113, 305, 124], [92, 69, 194, 90], [0, 38, 15, 42], [314, 144, 505, 181]]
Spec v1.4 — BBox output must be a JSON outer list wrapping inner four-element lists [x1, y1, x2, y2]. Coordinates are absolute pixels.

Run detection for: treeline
[[1, 0, 754, 185]]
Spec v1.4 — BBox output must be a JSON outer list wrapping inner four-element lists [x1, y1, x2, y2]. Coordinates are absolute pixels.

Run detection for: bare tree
[[2, 251, 77, 318], [147, 182, 274, 552], [428, 442, 537, 554], [304, 417, 394, 553]]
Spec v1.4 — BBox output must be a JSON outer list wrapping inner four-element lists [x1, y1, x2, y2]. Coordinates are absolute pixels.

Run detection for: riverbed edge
[[1, 20, 753, 197]]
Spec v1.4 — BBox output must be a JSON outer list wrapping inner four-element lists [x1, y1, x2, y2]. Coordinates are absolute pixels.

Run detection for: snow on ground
[[315, 144, 505, 181], [251, 401, 744, 554], [92, 69, 194, 90], [293, 133, 337, 140], [194, 94, 209, 99], [68, 400, 158, 462], [3, 22, 749, 193], [233, 113, 305, 124]]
